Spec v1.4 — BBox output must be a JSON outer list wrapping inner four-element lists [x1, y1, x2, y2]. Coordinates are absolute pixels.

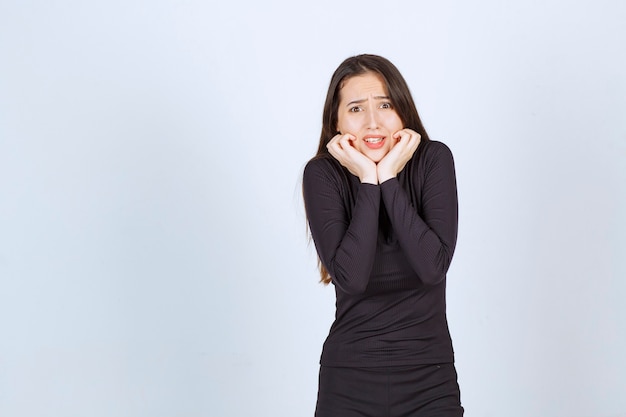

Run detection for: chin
[[364, 150, 390, 163]]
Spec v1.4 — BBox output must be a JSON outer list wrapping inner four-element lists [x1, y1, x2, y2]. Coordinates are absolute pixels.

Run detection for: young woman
[[303, 54, 463, 417]]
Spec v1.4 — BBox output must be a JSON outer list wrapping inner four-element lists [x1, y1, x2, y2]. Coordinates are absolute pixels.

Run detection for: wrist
[[360, 173, 378, 184], [377, 169, 396, 183], [359, 164, 378, 184]]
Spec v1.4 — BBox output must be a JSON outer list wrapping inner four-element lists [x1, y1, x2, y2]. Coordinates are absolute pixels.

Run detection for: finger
[[409, 132, 421, 150], [328, 140, 348, 162], [338, 133, 356, 149], [403, 128, 419, 138], [394, 130, 414, 145], [327, 136, 341, 151], [401, 128, 418, 137], [326, 135, 339, 150], [393, 130, 406, 141], [327, 144, 341, 160], [390, 131, 410, 152], [406, 131, 420, 144], [327, 138, 347, 159], [395, 129, 420, 150], [328, 134, 357, 161]]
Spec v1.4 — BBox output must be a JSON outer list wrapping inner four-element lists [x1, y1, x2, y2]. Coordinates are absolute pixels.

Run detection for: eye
[[349, 106, 363, 113], [379, 102, 393, 109]]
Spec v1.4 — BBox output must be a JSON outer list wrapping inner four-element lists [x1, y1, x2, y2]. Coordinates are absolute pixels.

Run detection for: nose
[[366, 103, 380, 129]]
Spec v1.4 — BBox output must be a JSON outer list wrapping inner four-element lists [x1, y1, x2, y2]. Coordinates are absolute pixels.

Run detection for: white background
[[1, 1, 625, 416]]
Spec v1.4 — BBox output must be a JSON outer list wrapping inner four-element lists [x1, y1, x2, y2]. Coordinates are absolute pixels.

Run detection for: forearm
[[380, 145, 458, 285], [317, 184, 379, 294], [303, 160, 381, 294]]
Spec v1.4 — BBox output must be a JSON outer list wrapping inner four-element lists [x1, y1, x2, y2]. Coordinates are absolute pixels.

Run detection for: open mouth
[[363, 136, 385, 149]]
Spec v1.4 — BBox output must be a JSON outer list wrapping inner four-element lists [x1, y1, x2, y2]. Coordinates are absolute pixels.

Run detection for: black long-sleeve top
[[303, 140, 459, 367]]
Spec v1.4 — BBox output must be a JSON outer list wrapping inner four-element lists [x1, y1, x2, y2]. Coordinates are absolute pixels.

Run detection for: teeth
[[365, 137, 383, 143]]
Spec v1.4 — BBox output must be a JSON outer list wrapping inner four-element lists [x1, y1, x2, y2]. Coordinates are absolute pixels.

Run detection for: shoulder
[[405, 140, 456, 183], [418, 139, 454, 161], [303, 155, 349, 190], [304, 154, 336, 174], [304, 155, 346, 179], [415, 140, 455, 170]]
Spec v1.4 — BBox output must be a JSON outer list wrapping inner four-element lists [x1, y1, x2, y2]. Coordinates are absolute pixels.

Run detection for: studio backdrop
[[1, 1, 625, 416]]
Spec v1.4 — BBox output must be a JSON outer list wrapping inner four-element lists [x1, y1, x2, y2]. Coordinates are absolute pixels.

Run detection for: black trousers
[[315, 363, 463, 417]]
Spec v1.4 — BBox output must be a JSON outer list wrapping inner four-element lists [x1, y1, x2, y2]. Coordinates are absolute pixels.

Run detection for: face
[[336, 72, 403, 163]]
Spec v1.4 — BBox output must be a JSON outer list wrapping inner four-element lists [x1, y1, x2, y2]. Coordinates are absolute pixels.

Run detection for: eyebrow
[[345, 96, 390, 107]]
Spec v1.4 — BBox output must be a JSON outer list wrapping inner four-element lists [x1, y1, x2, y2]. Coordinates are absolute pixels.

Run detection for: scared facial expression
[[336, 72, 404, 163]]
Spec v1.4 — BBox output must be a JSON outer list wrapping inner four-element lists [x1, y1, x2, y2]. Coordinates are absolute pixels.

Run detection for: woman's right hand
[[327, 133, 378, 184]]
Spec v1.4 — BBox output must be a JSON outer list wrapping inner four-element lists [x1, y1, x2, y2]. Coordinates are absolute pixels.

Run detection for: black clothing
[[303, 140, 459, 367], [315, 364, 463, 417]]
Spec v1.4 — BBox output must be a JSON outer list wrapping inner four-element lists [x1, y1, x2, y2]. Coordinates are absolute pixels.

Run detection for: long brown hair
[[308, 54, 430, 284]]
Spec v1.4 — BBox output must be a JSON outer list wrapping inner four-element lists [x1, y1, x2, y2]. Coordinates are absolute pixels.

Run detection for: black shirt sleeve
[[303, 158, 381, 294], [380, 142, 459, 286]]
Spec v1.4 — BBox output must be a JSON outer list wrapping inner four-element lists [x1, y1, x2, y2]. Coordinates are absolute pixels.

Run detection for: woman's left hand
[[377, 128, 421, 183]]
